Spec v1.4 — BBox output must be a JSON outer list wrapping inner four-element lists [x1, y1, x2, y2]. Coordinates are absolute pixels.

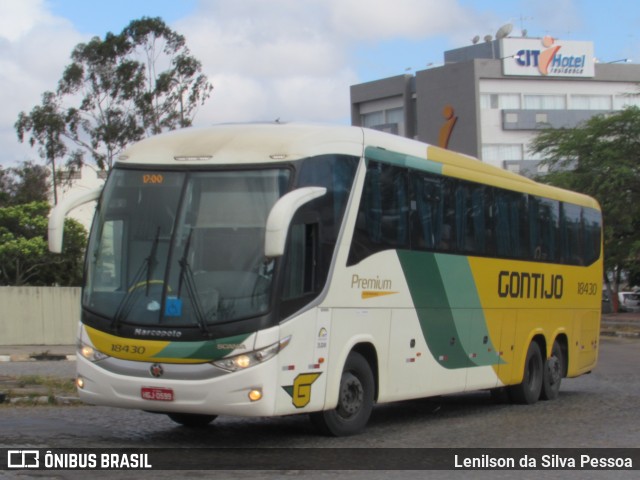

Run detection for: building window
[[386, 107, 404, 124], [523, 95, 566, 110], [571, 95, 611, 110], [613, 95, 640, 109], [482, 144, 523, 163], [361, 107, 405, 135], [480, 93, 520, 110], [480, 94, 496, 109], [361, 111, 385, 128], [505, 113, 518, 123], [535, 113, 549, 125]]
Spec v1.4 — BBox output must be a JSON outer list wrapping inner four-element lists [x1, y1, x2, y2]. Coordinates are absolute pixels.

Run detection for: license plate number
[[141, 387, 174, 401]]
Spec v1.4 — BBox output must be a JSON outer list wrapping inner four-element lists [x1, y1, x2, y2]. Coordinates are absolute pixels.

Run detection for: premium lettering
[[351, 274, 392, 290]]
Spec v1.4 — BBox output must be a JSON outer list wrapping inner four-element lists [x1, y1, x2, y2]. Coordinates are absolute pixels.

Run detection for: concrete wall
[[0, 287, 80, 345]]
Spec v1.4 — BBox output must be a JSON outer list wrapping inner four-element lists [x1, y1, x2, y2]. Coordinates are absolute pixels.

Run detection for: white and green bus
[[50, 123, 603, 436]]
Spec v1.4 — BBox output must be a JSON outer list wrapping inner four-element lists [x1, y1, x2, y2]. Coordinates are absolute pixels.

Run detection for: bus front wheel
[[508, 341, 543, 404], [310, 351, 374, 436]]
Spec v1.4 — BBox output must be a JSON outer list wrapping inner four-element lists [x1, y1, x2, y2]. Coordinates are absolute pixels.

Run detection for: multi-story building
[[351, 36, 640, 175]]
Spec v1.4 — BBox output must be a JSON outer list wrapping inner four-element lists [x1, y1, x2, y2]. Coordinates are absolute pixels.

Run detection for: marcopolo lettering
[[498, 271, 563, 299]]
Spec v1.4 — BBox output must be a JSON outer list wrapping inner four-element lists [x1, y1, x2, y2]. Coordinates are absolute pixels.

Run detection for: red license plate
[[141, 387, 174, 402]]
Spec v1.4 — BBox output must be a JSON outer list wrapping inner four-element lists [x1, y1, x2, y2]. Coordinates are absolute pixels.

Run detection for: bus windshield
[[83, 167, 291, 329]]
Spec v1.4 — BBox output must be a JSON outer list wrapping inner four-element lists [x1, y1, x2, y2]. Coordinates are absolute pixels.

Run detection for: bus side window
[[454, 182, 487, 255], [281, 222, 318, 301], [529, 196, 559, 262], [93, 219, 124, 291], [348, 161, 409, 265], [494, 190, 527, 259], [412, 174, 444, 251], [560, 203, 582, 265], [582, 207, 602, 265]]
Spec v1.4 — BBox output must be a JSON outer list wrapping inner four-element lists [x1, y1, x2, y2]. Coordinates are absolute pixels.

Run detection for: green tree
[[530, 106, 640, 295], [16, 16, 213, 172], [0, 167, 11, 206], [15, 92, 67, 204], [0, 161, 51, 207], [0, 202, 86, 286]]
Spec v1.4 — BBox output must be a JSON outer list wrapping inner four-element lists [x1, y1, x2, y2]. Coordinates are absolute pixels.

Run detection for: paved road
[[1, 336, 638, 480]]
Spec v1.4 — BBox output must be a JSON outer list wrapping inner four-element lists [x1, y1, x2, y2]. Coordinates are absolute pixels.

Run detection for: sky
[[1, 0, 639, 168]]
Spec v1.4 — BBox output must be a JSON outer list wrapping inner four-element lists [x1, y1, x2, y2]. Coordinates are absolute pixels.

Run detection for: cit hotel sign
[[501, 37, 595, 78]]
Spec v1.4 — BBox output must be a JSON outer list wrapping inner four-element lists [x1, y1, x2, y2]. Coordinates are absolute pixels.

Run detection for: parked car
[[618, 291, 640, 312]]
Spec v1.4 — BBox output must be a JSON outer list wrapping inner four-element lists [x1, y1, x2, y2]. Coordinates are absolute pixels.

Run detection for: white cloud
[[328, 0, 477, 40], [175, 0, 511, 126], [0, 0, 511, 166], [0, 0, 86, 166], [175, 0, 357, 126], [0, 0, 54, 42]]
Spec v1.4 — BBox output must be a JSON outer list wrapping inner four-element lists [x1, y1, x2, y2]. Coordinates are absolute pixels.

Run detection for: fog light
[[248, 389, 262, 402], [76, 376, 85, 389]]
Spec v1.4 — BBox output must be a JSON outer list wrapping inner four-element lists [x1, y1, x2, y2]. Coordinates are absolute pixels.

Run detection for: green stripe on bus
[[364, 146, 442, 174], [152, 333, 252, 361], [397, 251, 501, 369], [434, 254, 502, 367]]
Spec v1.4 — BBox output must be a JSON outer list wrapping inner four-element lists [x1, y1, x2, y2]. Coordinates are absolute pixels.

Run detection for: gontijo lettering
[[498, 271, 564, 299]]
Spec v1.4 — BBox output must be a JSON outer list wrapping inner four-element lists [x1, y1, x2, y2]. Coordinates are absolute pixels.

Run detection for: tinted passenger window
[[348, 161, 409, 265]]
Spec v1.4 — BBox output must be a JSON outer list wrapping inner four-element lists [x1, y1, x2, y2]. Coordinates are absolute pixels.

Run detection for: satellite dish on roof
[[496, 23, 513, 39], [472, 35, 480, 44], [484, 34, 493, 43]]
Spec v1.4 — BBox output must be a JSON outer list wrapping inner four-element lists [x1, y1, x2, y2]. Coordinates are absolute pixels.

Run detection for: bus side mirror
[[48, 187, 103, 253], [264, 186, 326, 258]]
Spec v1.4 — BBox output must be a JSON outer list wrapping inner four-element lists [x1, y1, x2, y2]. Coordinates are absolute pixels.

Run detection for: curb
[[600, 330, 640, 339], [3, 394, 83, 406], [0, 354, 76, 363]]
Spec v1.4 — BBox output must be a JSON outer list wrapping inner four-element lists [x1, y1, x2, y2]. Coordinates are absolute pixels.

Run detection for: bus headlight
[[78, 342, 109, 362], [213, 336, 291, 372]]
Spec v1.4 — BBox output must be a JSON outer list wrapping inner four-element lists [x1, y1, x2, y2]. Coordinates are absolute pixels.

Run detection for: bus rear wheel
[[541, 340, 563, 401], [167, 413, 217, 427], [508, 341, 543, 404], [310, 352, 374, 436]]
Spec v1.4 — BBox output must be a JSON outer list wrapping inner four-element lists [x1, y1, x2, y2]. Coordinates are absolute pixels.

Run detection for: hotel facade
[[350, 37, 640, 175]]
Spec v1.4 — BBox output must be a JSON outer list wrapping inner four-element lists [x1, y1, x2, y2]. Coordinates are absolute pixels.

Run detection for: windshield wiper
[[145, 227, 160, 295], [111, 227, 161, 332], [177, 227, 212, 337]]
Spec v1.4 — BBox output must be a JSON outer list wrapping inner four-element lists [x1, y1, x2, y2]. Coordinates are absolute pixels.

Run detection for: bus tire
[[167, 413, 217, 427], [508, 341, 543, 405], [310, 351, 374, 436], [541, 340, 563, 401]]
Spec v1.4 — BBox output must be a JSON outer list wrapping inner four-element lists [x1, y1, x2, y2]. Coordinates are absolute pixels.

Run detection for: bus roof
[[118, 123, 366, 165], [117, 123, 600, 210]]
